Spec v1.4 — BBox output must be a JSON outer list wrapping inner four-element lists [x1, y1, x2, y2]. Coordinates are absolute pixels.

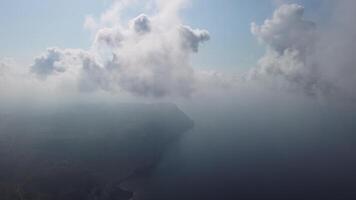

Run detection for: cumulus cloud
[[31, 48, 91, 78], [5, 1, 356, 102], [251, 4, 316, 54], [248, 4, 336, 99], [30, 0, 209, 98], [179, 25, 210, 52], [94, 28, 123, 48], [131, 14, 151, 34], [250, 2, 356, 101]]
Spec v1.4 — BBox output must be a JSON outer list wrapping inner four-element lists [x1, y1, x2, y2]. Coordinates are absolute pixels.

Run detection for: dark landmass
[[0, 103, 193, 200]]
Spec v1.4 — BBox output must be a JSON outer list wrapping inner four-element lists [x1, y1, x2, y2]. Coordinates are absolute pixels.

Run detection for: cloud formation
[[131, 14, 151, 34], [30, 0, 209, 98], [313, 0, 356, 100], [31, 48, 90, 78], [2, 1, 356, 103], [179, 25, 210, 53], [249, 2, 356, 101], [249, 4, 321, 95], [251, 4, 316, 54]]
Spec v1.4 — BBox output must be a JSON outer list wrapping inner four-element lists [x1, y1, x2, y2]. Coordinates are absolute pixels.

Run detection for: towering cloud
[[29, 0, 209, 98], [251, 4, 316, 54], [249, 2, 356, 101], [249, 4, 321, 95]]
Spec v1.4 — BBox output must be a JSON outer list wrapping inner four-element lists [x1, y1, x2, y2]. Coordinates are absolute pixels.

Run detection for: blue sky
[[0, 0, 326, 70]]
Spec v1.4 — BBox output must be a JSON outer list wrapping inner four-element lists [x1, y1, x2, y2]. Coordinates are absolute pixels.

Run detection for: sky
[[1, 0, 355, 101], [2, 1, 356, 199], [0, 0, 328, 70]]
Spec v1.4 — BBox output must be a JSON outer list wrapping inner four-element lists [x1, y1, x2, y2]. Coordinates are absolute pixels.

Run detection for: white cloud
[[179, 25, 210, 53], [5, 1, 356, 103], [249, 2, 356, 101], [249, 4, 329, 97], [94, 27, 123, 49], [31, 48, 87, 78], [251, 4, 316, 54], [30, 0, 209, 98]]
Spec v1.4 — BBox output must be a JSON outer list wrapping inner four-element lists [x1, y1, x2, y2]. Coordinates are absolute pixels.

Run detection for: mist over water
[[138, 93, 356, 199], [1, 87, 356, 200]]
